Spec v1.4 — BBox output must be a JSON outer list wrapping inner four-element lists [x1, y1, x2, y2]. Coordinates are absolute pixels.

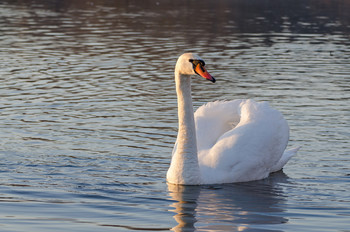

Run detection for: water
[[0, 0, 349, 231]]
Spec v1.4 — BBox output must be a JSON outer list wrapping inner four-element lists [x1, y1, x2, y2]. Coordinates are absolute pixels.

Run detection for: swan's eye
[[189, 59, 205, 68]]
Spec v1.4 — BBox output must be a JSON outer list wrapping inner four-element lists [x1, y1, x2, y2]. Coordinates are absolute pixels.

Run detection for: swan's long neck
[[176, 73, 197, 156], [167, 72, 201, 185]]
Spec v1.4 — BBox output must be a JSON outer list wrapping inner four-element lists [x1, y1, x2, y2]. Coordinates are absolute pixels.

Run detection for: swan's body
[[167, 53, 299, 185]]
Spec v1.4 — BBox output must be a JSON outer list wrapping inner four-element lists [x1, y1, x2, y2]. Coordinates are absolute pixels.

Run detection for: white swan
[[167, 53, 299, 185]]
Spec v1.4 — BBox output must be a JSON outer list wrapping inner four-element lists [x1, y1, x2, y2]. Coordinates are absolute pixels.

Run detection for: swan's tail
[[270, 146, 301, 173]]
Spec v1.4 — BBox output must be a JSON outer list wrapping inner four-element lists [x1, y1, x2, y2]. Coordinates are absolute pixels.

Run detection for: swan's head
[[175, 53, 216, 83]]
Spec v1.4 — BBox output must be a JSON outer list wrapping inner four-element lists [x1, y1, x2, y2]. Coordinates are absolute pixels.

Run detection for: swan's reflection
[[168, 171, 290, 231]]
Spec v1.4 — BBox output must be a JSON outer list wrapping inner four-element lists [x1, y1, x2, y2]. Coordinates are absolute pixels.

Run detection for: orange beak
[[195, 64, 216, 83]]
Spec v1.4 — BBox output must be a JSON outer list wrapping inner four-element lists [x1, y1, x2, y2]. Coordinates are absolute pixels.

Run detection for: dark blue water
[[0, 0, 349, 231]]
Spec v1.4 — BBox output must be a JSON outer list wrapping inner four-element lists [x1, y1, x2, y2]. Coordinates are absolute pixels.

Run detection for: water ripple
[[0, 0, 349, 231]]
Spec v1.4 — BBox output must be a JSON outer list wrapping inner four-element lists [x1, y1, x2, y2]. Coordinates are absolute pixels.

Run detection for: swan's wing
[[198, 100, 290, 184], [194, 100, 244, 151]]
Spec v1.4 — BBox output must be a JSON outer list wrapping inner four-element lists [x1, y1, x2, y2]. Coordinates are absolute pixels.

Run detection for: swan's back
[[194, 99, 290, 184]]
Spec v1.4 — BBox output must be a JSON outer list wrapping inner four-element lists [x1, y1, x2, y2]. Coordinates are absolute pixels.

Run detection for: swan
[[167, 53, 299, 185]]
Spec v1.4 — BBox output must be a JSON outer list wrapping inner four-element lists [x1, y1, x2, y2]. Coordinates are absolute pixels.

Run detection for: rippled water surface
[[0, 0, 349, 231]]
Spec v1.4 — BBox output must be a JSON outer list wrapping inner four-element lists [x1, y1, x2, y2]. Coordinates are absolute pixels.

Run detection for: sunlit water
[[0, 0, 349, 231]]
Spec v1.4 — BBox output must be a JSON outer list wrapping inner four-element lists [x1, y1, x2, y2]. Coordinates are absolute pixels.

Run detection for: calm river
[[0, 0, 349, 231]]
